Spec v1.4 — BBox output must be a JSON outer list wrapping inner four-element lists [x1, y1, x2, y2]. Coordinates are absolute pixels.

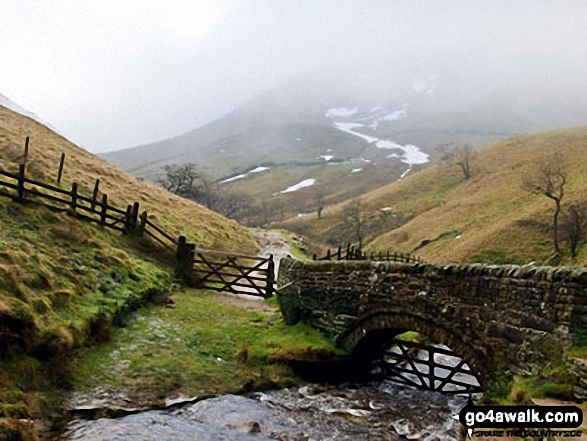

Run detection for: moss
[[71, 289, 346, 406]]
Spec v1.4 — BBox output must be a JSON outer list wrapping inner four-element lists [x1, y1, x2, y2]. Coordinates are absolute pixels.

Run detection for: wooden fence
[[383, 338, 482, 394], [0, 164, 173, 248], [313, 243, 424, 264], [0, 141, 275, 298]]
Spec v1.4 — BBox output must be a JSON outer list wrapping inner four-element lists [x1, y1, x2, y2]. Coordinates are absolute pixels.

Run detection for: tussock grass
[[0, 106, 256, 438], [286, 126, 587, 266]]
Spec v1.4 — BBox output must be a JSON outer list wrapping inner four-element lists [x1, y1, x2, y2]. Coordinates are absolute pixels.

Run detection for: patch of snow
[[401, 144, 429, 165], [400, 168, 412, 179], [381, 207, 392, 212], [455, 235, 462, 240], [280, 179, 316, 193], [296, 213, 310, 218], [320, 155, 334, 161], [362, 159, 372, 163], [351, 168, 363, 173], [325, 107, 358, 118], [220, 174, 246, 183], [326, 148, 333, 152], [376, 140, 404, 150], [386, 153, 400, 158], [379, 109, 407, 121], [249, 166, 270, 173], [333, 122, 379, 143]]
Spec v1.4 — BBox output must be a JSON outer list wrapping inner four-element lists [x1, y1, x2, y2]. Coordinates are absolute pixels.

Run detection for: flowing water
[[63, 381, 469, 441]]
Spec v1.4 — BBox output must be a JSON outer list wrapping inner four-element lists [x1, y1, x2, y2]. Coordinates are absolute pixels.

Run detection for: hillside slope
[[0, 105, 256, 437], [0, 105, 254, 251], [284, 126, 587, 266], [103, 78, 513, 220]]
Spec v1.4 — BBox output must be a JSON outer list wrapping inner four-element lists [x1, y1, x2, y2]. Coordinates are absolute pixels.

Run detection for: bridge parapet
[[277, 257, 587, 382]]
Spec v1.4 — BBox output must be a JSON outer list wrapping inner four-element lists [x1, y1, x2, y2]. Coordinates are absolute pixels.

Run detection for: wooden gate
[[382, 339, 482, 394], [191, 249, 275, 298]]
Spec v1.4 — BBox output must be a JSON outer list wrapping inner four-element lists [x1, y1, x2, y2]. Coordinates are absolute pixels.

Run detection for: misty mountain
[[102, 73, 587, 220]]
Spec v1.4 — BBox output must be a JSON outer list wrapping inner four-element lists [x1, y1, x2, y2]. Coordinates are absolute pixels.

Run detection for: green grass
[[71, 288, 346, 405], [273, 229, 310, 260]]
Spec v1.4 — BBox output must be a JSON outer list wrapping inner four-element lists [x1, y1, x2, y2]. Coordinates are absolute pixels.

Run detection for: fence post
[[370, 251, 374, 260], [91, 179, 100, 210], [57, 153, 65, 185], [123, 205, 132, 233], [326, 249, 331, 260], [130, 202, 140, 231], [312, 253, 317, 260], [350, 246, 355, 260], [345, 243, 351, 260], [336, 245, 341, 260], [387, 251, 390, 261], [138, 211, 148, 233], [23, 137, 29, 165], [100, 194, 108, 225], [266, 254, 275, 298], [16, 164, 25, 201], [175, 236, 195, 284], [71, 182, 78, 215]]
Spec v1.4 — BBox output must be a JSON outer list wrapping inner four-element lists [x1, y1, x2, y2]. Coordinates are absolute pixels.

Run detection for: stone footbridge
[[276, 258, 587, 385]]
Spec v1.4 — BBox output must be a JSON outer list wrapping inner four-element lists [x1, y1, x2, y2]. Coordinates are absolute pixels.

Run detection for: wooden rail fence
[[0, 139, 274, 298], [313, 243, 424, 264], [383, 339, 482, 394]]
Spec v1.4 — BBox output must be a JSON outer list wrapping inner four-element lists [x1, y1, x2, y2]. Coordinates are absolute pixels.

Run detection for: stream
[[60, 232, 473, 440], [63, 381, 468, 440]]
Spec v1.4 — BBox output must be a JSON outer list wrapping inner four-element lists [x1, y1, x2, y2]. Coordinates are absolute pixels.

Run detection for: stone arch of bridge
[[339, 309, 491, 384]]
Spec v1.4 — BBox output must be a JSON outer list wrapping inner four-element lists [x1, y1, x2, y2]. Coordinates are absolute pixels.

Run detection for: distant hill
[[103, 74, 587, 221], [283, 126, 587, 266]]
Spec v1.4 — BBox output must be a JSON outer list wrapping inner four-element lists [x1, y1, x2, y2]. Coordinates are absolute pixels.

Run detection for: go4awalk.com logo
[[459, 396, 584, 438]]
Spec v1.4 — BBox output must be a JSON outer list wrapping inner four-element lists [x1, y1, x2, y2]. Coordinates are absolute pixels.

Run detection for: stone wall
[[277, 257, 587, 382]]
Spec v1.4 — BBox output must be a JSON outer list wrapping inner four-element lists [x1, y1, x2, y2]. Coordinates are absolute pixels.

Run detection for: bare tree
[[215, 192, 254, 221], [157, 163, 201, 196], [523, 153, 567, 257], [342, 199, 371, 250], [561, 203, 585, 258], [315, 189, 326, 220], [455, 145, 473, 180]]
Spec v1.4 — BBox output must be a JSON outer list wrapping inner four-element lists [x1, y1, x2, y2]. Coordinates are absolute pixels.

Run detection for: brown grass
[[285, 126, 587, 265], [0, 106, 255, 252]]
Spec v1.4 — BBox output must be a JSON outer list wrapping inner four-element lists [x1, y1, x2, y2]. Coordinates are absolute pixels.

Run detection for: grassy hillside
[[0, 106, 256, 438], [283, 126, 587, 266]]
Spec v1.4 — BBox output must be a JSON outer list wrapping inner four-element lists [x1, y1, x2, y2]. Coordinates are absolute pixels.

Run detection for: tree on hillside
[[523, 153, 567, 258], [157, 163, 202, 197], [454, 145, 473, 180], [561, 203, 586, 258], [342, 199, 371, 250], [315, 189, 326, 220]]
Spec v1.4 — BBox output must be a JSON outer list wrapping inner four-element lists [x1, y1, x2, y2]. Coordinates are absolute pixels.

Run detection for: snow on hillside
[[249, 166, 270, 173], [220, 174, 246, 183], [325, 107, 358, 118], [326, 105, 429, 178], [280, 178, 315, 193]]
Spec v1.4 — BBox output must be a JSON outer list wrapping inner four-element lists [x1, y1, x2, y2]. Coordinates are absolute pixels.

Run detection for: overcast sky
[[1, 1, 587, 153]]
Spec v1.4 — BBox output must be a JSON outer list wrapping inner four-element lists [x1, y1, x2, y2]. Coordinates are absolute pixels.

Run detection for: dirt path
[[214, 230, 291, 312]]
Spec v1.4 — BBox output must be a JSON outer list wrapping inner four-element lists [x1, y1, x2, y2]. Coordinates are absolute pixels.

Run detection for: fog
[[1, 0, 586, 153]]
